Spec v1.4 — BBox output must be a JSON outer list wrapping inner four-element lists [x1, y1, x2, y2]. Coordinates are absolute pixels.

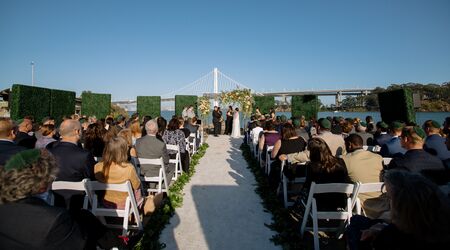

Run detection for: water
[[130, 111, 449, 128]]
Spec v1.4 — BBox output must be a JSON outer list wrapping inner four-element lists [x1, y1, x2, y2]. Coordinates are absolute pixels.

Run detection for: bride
[[231, 107, 241, 138]]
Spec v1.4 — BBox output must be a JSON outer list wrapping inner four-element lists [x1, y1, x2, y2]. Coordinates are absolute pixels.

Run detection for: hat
[[359, 122, 367, 127], [4, 149, 41, 171], [318, 118, 331, 129], [379, 122, 388, 129], [280, 115, 287, 122], [413, 126, 426, 139], [430, 120, 441, 129], [391, 121, 404, 130]]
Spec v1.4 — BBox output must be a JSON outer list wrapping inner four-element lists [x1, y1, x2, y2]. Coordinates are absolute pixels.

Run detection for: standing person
[[186, 105, 196, 120], [181, 106, 188, 120], [231, 108, 241, 138], [225, 106, 233, 135], [212, 106, 221, 137]]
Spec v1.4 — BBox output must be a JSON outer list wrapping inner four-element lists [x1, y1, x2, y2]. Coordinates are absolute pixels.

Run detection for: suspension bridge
[[113, 68, 373, 111]]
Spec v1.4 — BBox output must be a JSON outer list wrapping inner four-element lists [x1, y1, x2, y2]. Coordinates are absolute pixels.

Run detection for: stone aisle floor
[[160, 135, 279, 250]]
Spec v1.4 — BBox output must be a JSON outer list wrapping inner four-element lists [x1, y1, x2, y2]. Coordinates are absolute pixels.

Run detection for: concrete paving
[[160, 135, 279, 250]]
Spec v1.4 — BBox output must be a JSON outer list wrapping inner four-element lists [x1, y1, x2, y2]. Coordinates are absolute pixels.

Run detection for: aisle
[[160, 135, 279, 250]]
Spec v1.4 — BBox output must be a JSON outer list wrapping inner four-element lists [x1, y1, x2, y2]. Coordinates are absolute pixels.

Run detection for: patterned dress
[[162, 129, 187, 154]]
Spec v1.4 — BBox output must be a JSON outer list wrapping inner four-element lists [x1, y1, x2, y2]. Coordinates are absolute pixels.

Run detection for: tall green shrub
[[291, 95, 319, 120], [175, 95, 197, 117], [81, 92, 111, 119], [378, 88, 416, 124], [137, 96, 161, 118], [50, 89, 75, 123], [253, 96, 274, 114], [10, 84, 51, 122]]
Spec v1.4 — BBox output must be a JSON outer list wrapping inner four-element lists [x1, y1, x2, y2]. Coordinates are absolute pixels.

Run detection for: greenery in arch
[[219, 88, 254, 117], [197, 96, 211, 119]]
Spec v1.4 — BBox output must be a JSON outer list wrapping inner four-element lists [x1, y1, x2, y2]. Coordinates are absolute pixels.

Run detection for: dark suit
[[380, 136, 406, 158], [212, 110, 222, 135], [14, 131, 37, 149], [0, 140, 27, 166], [424, 134, 450, 161], [387, 149, 445, 173], [374, 133, 392, 147], [0, 197, 86, 249], [135, 135, 172, 178]]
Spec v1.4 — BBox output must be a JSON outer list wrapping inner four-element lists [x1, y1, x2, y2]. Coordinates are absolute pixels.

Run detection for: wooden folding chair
[[49, 178, 89, 209], [300, 182, 360, 250], [84, 180, 143, 236], [166, 144, 183, 180], [138, 157, 170, 194]]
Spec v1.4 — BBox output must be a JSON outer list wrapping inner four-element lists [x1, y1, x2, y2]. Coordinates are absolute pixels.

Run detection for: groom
[[212, 106, 222, 137]]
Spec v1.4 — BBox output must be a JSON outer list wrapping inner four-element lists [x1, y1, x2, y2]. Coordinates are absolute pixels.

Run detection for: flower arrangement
[[219, 89, 254, 117], [197, 96, 211, 118]]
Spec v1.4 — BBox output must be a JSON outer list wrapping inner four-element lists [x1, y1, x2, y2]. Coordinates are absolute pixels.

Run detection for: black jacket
[[0, 140, 27, 166]]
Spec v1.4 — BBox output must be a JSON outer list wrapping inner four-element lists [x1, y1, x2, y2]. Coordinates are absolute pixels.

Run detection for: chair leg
[[283, 177, 289, 208], [312, 201, 320, 250]]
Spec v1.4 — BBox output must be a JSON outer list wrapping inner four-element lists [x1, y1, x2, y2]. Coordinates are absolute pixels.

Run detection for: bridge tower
[[213, 67, 218, 106], [335, 91, 342, 108]]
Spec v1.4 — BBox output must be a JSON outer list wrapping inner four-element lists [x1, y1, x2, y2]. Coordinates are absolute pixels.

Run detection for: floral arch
[[219, 89, 254, 117]]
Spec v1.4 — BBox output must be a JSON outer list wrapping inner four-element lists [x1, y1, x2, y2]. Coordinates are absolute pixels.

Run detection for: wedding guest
[[258, 120, 281, 162], [14, 118, 37, 149], [380, 121, 406, 158], [141, 115, 152, 136], [423, 120, 450, 161], [118, 129, 137, 159], [156, 117, 167, 141], [373, 122, 391, 146], [225, 106, 233, 135], [163, 118, 189, 172], [186, 105, 196, 119], [212, 106, 222, 137], [83, 123, 105, 158], [35, 124, 56, 149], [178, 117, 191, 138], [0, 118, 26, 166], [130, 120, 142, 146]]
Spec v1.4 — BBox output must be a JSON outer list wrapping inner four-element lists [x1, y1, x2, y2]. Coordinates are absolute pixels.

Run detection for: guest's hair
[[130, 120, 141, 137], [345, 133, 363, 147], [264, 120, 275, 131], [103, 125, 119, 143], [0, 118, 14, 138], [401, 126, 424, 144], [341, 121, 353, 134], [384, 170, 450, 243], [84, 123, 105, 156], [145, 120, 158, 135], [282, 123, 297, 140], [178, 117, 185, 126], [191, 117, 197, 123], [40, 124, 55, 137], [101, 137, 129, 180], [422, 120, 441, 134], [118, 129, 133, 147], [308, 137, 339, 173], [0, 149, 57, 204], [167, 118, 180, 131], [157, 117, 167, 135]]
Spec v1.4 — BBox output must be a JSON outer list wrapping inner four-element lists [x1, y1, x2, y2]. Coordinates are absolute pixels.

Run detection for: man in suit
[[373, 121, 392, 146], [423, 120, 450, 161], [343, 134, 389, 220], [135, 120, 173, 179], [14, 118, 37, 149], [212, 106, 222, 137], [380, 121, 406, 158], [0, 118, 26, 166], [283, 118, 346, 163], [47, 119, 96, 209]]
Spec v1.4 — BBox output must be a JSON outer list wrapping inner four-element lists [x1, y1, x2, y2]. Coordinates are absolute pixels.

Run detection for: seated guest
[[185, 117, 202, 148], [0, 118, 26, 166], [130, 120, 142, 146], [156, 117, 167, 141], [298, 137, 351, 211], [380, 121, 406, 158], [163, 118, 189, 172], [387, 126, 445, 175], [35, 124, 56, 149], [423, 120, 450, 161], [83, 123, 106, 158], [373, 122, 391, 147], [293, 117, 310, 141], [250, 120, 263, 148], [135, 120, 173, 180], [140, 115, 152, 136], [117, 129, 137, 159], [343, 134, 389, 220], [346, 170, 450, 250], [14, 118, 37, 149], [94, 137, 143, 209], [258, 120, 281, 161], [115, 115, 126, 131], [178, 117, 191, 138]]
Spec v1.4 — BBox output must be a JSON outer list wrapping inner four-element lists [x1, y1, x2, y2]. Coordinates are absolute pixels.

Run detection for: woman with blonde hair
[[129, 120, 142, 146]]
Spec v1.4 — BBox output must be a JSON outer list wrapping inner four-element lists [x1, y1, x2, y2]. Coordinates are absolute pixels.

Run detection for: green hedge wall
[[50, 89, 75, 123], [378, 88, 416, 124], [137, 96, 161, 118], [253, 96, 274, 114], [10, 84, 52, 122], [291, 95, 319, 120], [175, 95, 197, 117], [81, 92, 111, 119]]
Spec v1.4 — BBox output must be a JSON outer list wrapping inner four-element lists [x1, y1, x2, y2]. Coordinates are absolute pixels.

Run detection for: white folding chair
[[166, 144, 183, 180], [188, 133, 197, 156], [352, 182, 384, 215], [279, 161, 306, 208], [265, 146, 274, 175], [84, 180, 143, 236], [197, 130, 203, 146], [49, 178, 89, 209], [383, 157, 392, 165], [300, 182, 360, 250], [138, 157, 170, 194]]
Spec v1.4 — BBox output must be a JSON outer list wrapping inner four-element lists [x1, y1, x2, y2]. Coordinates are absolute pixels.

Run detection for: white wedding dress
[[231, 111, 241, 138]]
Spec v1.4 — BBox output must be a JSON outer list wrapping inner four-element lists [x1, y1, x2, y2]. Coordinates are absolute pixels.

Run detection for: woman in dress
[[162, 118, 189, 172], [231, 107, 241, 138]]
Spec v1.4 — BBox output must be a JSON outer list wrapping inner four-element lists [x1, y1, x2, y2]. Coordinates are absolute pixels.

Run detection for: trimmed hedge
[[291, 95, 319, 120], [10, 84, 52, 122], [378, 88, 416, 124], [137, 96, 161, 118], [175, 95, 197, 117], [253, 96, 274, 114], [81, 92, 111, 119], [50, 89, 76, 123]]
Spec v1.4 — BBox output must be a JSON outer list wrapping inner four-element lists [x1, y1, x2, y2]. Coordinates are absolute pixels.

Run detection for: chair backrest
[[166, 144, 180, 152], [138, 157, 169, 194], [352, 182, 384, 214], [49, 178, 89, 209], [383, 157, 392, 165], [138, 157, 165, 165]]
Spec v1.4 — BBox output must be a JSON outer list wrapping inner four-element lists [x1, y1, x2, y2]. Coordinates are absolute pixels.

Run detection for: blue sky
[[1, 0, 449, 103]]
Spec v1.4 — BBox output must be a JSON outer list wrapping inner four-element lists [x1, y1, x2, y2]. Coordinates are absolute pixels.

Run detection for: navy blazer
[[387, 149, 445, 173], [47, 141, 96, 181], [374, 133, 392, 147], [380, 137, 406, 158], [0, 140, 26, 166], [424, 134, 450, 161]]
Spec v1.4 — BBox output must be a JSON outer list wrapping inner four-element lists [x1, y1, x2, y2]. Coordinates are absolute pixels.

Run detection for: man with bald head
[[135, 120, 172, 179], [14, 118, 37, 149], [0, 118, 26, 166]]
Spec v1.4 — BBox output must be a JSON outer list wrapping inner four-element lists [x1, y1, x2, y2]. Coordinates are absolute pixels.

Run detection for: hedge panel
[[253, 96, 274, 114], [175, 95, 197, 117], [291, 95, 319, 120], [378, 88, 416, 124], [50, 89, 75, 123], [81, 92, 111, 119], [10, 84, 51, 122], [137, 96, 161, 118]]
